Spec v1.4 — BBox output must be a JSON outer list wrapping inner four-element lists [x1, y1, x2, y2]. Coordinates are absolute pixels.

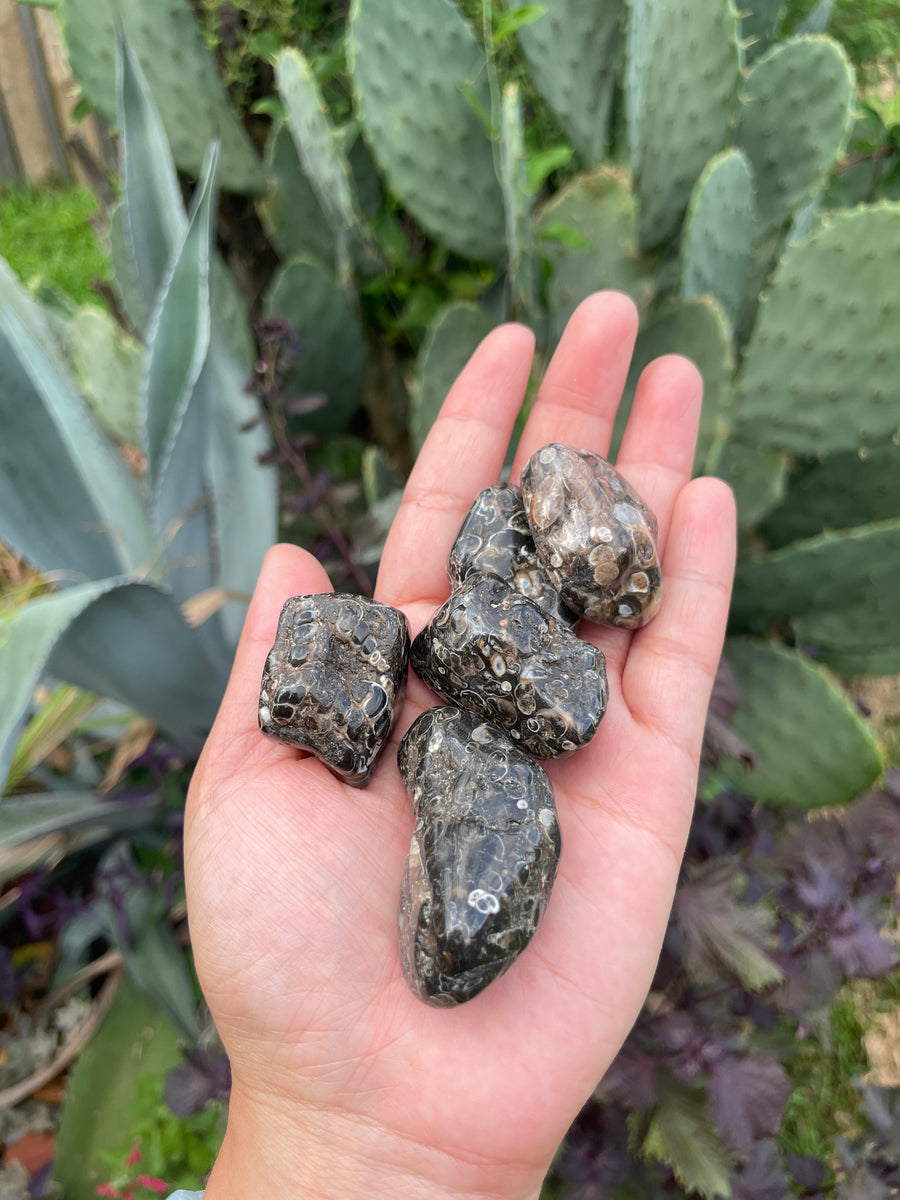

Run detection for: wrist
[[203, 1084, 544, 1200]]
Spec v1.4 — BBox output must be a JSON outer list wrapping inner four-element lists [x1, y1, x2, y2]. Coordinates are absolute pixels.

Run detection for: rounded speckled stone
[[521, 443, 662, 629], [398, 706, 561, 1007], [411, 571, 608, 758], [448, 483, 578, 627], [258, 594, 410, 786]]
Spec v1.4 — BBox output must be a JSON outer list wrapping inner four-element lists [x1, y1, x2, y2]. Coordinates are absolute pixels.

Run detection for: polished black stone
[[449, 483, 578, 627], [259, 593, 409, 786], [521, 443, 662, 629], [411, 572, 607, 758], [398, 706, 561, 1006]]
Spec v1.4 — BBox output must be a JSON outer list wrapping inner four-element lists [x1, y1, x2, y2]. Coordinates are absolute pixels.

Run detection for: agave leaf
[[0, 259, 154, 579], [47, 580, 228, 745], [201, 336, 277, 648], [0, 579, 137, 790], [0, 791, 162, 847], [116, 30, 186, 320], [142, 141, 218, 493]]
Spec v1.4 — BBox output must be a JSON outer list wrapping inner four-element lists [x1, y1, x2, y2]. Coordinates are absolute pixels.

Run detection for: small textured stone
[[411, 572, 608, 758], [259, 594, 410, 786], [521, 443, 662, 629], [448, 483, 578, 626], [398, 706, 561, 1006]]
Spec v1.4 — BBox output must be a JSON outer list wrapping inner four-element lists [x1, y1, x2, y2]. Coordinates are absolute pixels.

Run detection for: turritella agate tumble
[[398, 706, 561, 1006], [259, 594, 410, 786], [521, 444, 662, 629], [448, 484, 577, 627]]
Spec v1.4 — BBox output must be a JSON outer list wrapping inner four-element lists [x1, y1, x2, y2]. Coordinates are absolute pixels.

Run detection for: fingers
[[622, 477, 736, 755], [377, 323, 535, 611], [509, 292, 638, 480], [201, 543, 333, 771]]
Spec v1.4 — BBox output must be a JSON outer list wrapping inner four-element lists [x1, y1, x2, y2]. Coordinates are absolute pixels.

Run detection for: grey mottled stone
[[411, 572, 607, 758], [259, 593, 409, 786], [398, 706, 561, 1006], [521, 443, 662, 629]]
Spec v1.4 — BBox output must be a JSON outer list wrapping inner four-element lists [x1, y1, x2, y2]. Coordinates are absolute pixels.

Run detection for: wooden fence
[[0, 0, 113, 187]]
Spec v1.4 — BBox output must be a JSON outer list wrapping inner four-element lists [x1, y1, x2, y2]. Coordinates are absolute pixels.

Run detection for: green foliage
[[734, 204, 900, 456], [516, 0, 623, 165], [719, 639, 883, 808], [638, 1080, 734, 1199], [681, 149, 756, 330], [536, 168, 651, 344], [348, 0, 506, 261], [100, 1072, 225, 1192], [734, 36, 855, 232], [626, 0, 741, 249], [54, 0, 263, 193], [411, 301, 494, 453], [0, 186, 109, 307], [54, 977, 183, 1198], [264, 256, 368, 435], [615, 297, 733, 474], [779, 991, 871, 1161], [784, 0, 900, 77]]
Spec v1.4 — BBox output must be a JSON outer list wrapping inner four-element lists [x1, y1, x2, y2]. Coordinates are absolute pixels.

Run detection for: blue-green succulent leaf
[[0, 259, 154, 580]]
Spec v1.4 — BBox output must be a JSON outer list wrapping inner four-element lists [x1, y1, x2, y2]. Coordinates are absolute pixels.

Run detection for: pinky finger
[[622, 478, 736, 760]]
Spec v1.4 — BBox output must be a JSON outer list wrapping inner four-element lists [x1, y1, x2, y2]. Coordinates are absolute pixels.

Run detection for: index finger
[[376, 323, 535, 613]]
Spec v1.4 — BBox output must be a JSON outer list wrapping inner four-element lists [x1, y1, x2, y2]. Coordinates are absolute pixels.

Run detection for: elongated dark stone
[[259, 594, 410, 786], [398, 706, 561, 1006], [521, 443, 662, 629], [411, 572, 607, 758], [448, 483, 578, 626]]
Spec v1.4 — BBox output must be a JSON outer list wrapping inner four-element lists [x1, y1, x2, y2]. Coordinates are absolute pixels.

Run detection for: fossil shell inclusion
[[448, 483, 578, 627], [521, 443, 662, 629], [398, 706, 561, 1006], [258, 594, 410, 786], [410, 571, 608, 758]]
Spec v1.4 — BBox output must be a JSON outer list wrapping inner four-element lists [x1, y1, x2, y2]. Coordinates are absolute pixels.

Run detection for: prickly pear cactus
[[734, 204, 900, 455], [517, 0, 623, 165], [411, 302, 494, 454], [537, 169, 652, 345], [55, 0, 262, 194], [348, 0, 505, 262], [739, 0, 784, 63], [614, 297, 733, 474], [264, 257, 368, 436], [626, 0, 741, 250], [732, 520, 900, 674], [735, 36, 855, 232], [761, 444, 900, 548], [721, 639, 882, 809], [681, 149, 755, 331]]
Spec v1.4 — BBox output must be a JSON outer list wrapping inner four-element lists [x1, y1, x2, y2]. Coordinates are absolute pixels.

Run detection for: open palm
[[185, 292, 736, 1200]]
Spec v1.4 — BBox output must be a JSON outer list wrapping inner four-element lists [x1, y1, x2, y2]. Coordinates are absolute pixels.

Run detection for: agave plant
[[0, 36, 276, 815]]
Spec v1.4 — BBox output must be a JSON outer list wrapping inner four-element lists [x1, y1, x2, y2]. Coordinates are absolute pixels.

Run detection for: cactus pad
[[411, 302, 494, 454], [731, 518, 900, 674], [56, 0, 262, 194], [348, 0, 505, 261], [734, 36, 854, 232], [739, 0, 784, 63], [682, 149, 756, 331], [517, 0, 623, 165], [537, 168, 652, 346], [626, 0, 741, 249], [712, 434, 787, 529], [264, 257, 367, 437], [734, 204, 900, 455], [614, 297, 733, 474], [720, 638, 882, 809]]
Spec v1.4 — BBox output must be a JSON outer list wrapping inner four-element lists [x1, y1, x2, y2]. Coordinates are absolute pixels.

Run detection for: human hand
[[185, 292, 737, 1200]]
